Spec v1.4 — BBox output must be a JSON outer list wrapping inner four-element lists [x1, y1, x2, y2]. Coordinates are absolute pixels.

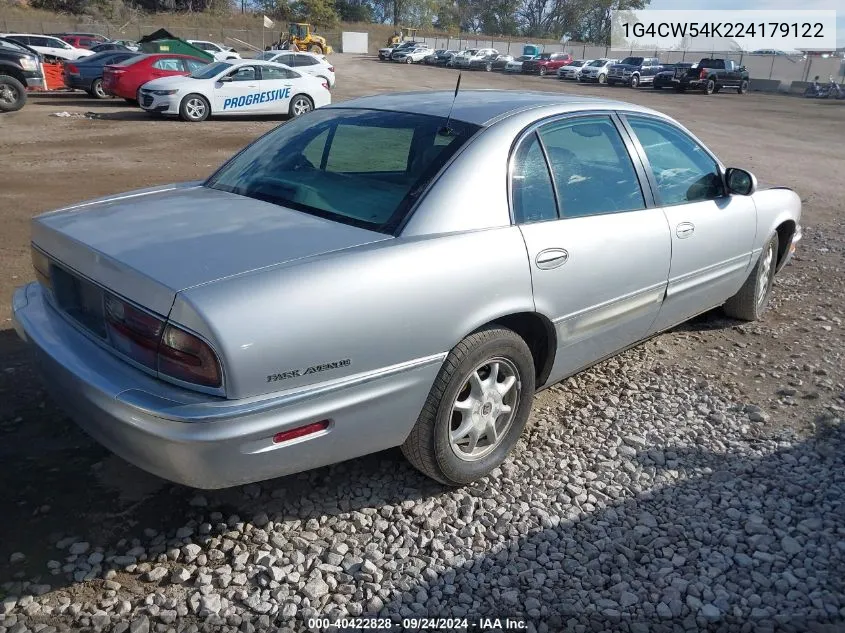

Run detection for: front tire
[[309, 45, 323, 54], [598, 73, 607, 84], [0, 74, 25, 112], [539, 66, 547, 76], [289, 94, 313, 118], [723, 233, 779, 321], [179, 93, 210, 122], [630, 74, 640, 88], [738, 79, 749, 94], [401, 326, 535, 486]]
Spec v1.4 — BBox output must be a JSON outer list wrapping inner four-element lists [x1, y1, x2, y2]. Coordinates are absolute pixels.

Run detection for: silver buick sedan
[[12, 91, 802, 488]]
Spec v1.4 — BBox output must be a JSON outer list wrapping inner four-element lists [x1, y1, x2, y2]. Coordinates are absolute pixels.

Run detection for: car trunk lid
[[32, 183, 391, 316]]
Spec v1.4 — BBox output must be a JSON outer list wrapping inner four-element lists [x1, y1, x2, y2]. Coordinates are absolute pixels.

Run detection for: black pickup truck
[[674, 58, 750, 94], [606, 56, 662, 87], [0, 36, 44, 112]]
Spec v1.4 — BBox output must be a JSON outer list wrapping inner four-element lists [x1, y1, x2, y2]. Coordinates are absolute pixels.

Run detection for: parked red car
[[521, 52, 573, 76], [50, 33, 109, 49], [103, 53, 208, 103]]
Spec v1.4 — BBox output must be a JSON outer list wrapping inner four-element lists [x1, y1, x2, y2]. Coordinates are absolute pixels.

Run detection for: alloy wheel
[[449, 357, 521, 462], [756, 242, 776, 309], [291, 97, 312, 117], [185, 97, 206, 120], [0, 83, 18, 106]]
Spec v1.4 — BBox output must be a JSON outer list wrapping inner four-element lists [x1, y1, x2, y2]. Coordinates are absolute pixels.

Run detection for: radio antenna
[[439, 73, 461, 136]]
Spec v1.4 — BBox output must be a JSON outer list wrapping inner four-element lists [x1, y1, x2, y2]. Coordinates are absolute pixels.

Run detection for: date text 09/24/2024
[[307, 617, 528, 630]]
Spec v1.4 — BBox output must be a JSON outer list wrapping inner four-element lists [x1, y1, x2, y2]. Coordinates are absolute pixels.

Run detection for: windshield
[[570, 60, 586, 67], [190, 61, 231, 78], [537, 53, 551, 59], [588, 59, 606, 66], [620, 57, 644, 65], [206, 108, 481, 234], [0, 38, 32, 55]]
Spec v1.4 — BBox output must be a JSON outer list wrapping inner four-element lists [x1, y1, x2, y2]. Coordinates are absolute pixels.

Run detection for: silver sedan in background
[[13, 91, 801, 488]]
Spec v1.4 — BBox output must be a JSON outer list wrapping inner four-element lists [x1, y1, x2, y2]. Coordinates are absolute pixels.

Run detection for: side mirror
[[219, 75, 233, 83], [725, 167, 756, 196]]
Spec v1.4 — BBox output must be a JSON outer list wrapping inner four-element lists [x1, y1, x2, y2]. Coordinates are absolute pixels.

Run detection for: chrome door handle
[[676, 222, 695, 239], [535, 248, 569, 270]]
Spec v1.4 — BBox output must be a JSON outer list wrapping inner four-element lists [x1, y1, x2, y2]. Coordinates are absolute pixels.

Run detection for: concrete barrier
[[749, 79, 782, 92], [789, 81, 813, 94]]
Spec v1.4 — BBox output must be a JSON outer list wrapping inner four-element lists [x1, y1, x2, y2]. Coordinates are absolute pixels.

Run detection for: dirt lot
[[0, 55, 843, 626]]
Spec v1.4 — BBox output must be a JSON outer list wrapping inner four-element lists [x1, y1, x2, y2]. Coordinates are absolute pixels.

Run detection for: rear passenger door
[[514, 114, 671, 382], [257, 65, 296, 113]]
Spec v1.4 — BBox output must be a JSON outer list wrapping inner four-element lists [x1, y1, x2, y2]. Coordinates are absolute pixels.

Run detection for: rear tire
[[288, 94, 314, 118], [704, 79, 716, 95], [90, 78, 107, 99], [0, 74, 26, 112], [738, 79, 749, 94], [179, 93, 210, 122], [401, 326, 536, 486], [723, 233, 779, 321]]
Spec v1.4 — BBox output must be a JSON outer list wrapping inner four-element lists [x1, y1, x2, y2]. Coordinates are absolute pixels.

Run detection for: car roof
[[327, 90, 657, 126]]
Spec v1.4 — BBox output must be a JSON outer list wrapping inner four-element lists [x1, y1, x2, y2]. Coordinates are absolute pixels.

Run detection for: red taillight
[[104, 294, 222, 389], [327, 66, 334, 72], [105, 294, 164, 369], [273, 420, 330, 444], [66, 63, 79, 74], [158, 324, 222, 388], [699, 68, 707, 79]]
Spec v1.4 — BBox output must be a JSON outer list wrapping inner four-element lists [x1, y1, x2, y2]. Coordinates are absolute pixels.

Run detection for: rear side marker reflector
[[273, 420, 330, 444]]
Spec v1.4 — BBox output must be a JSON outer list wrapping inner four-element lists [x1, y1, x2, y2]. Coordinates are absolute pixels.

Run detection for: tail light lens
[[327, 66, 334, 72], [158, 324, 222, 388], [66, 63, 79, 74], [699, 68, 708, 79], [104, 294, 222, 389]]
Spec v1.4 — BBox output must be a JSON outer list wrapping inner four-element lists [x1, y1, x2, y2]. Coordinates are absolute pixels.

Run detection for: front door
[[514, 114, 672, 383], [212, 64, 262, 114], [622, 115, 757, 332]]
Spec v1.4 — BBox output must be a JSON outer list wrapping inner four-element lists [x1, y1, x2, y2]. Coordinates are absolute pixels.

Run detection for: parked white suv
[[452, 48, 498, 68], [578, 58, 619, 83], [255, 50, 336, 88], [391, 45, 431, 64], [187, 40, 241, 62], [0, 33, 93, 61]]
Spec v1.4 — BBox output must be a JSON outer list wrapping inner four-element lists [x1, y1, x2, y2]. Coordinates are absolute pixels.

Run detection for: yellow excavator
[[387, 27, 418, 47], [281, 22, 332, 54]]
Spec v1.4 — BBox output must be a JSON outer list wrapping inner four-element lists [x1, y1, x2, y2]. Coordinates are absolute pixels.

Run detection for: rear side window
[[261, 65, 298, 80], [152, 58, 183, 71], [206, 109, 480, 233], [511, 133, 557, 224], [294, 54, 318, 66], [537, 116, 644, 217]]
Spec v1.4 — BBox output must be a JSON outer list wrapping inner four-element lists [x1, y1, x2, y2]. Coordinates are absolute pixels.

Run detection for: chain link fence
[[2, 17, 842, 86]]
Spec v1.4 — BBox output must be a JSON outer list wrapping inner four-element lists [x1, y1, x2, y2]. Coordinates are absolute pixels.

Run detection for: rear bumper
[[12, 282, 442, 489]]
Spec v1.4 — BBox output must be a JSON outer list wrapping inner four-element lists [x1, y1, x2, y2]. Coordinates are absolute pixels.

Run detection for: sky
[[645, 0, 844, 49]]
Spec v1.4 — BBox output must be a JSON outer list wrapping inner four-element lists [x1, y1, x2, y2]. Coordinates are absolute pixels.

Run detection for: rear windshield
[[206, 108, 481, 234]]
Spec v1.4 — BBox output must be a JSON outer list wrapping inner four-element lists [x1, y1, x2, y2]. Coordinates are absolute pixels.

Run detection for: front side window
[[537, 116, 645, 217], [229, 65, 257, 81], [627, 116, 723, 205], [153, 58, 184, 71], [206, 109, 480, 233], [511, 133, 557, 224]]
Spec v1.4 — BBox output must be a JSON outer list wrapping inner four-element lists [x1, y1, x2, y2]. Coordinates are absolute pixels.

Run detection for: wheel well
[[0, 66, 27, 86], [774, 220, 796, 266], [490, 312, 556, 387]]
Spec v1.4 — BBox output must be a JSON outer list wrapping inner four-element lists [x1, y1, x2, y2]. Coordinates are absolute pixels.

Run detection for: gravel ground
[[1, 56, 844, 633]]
